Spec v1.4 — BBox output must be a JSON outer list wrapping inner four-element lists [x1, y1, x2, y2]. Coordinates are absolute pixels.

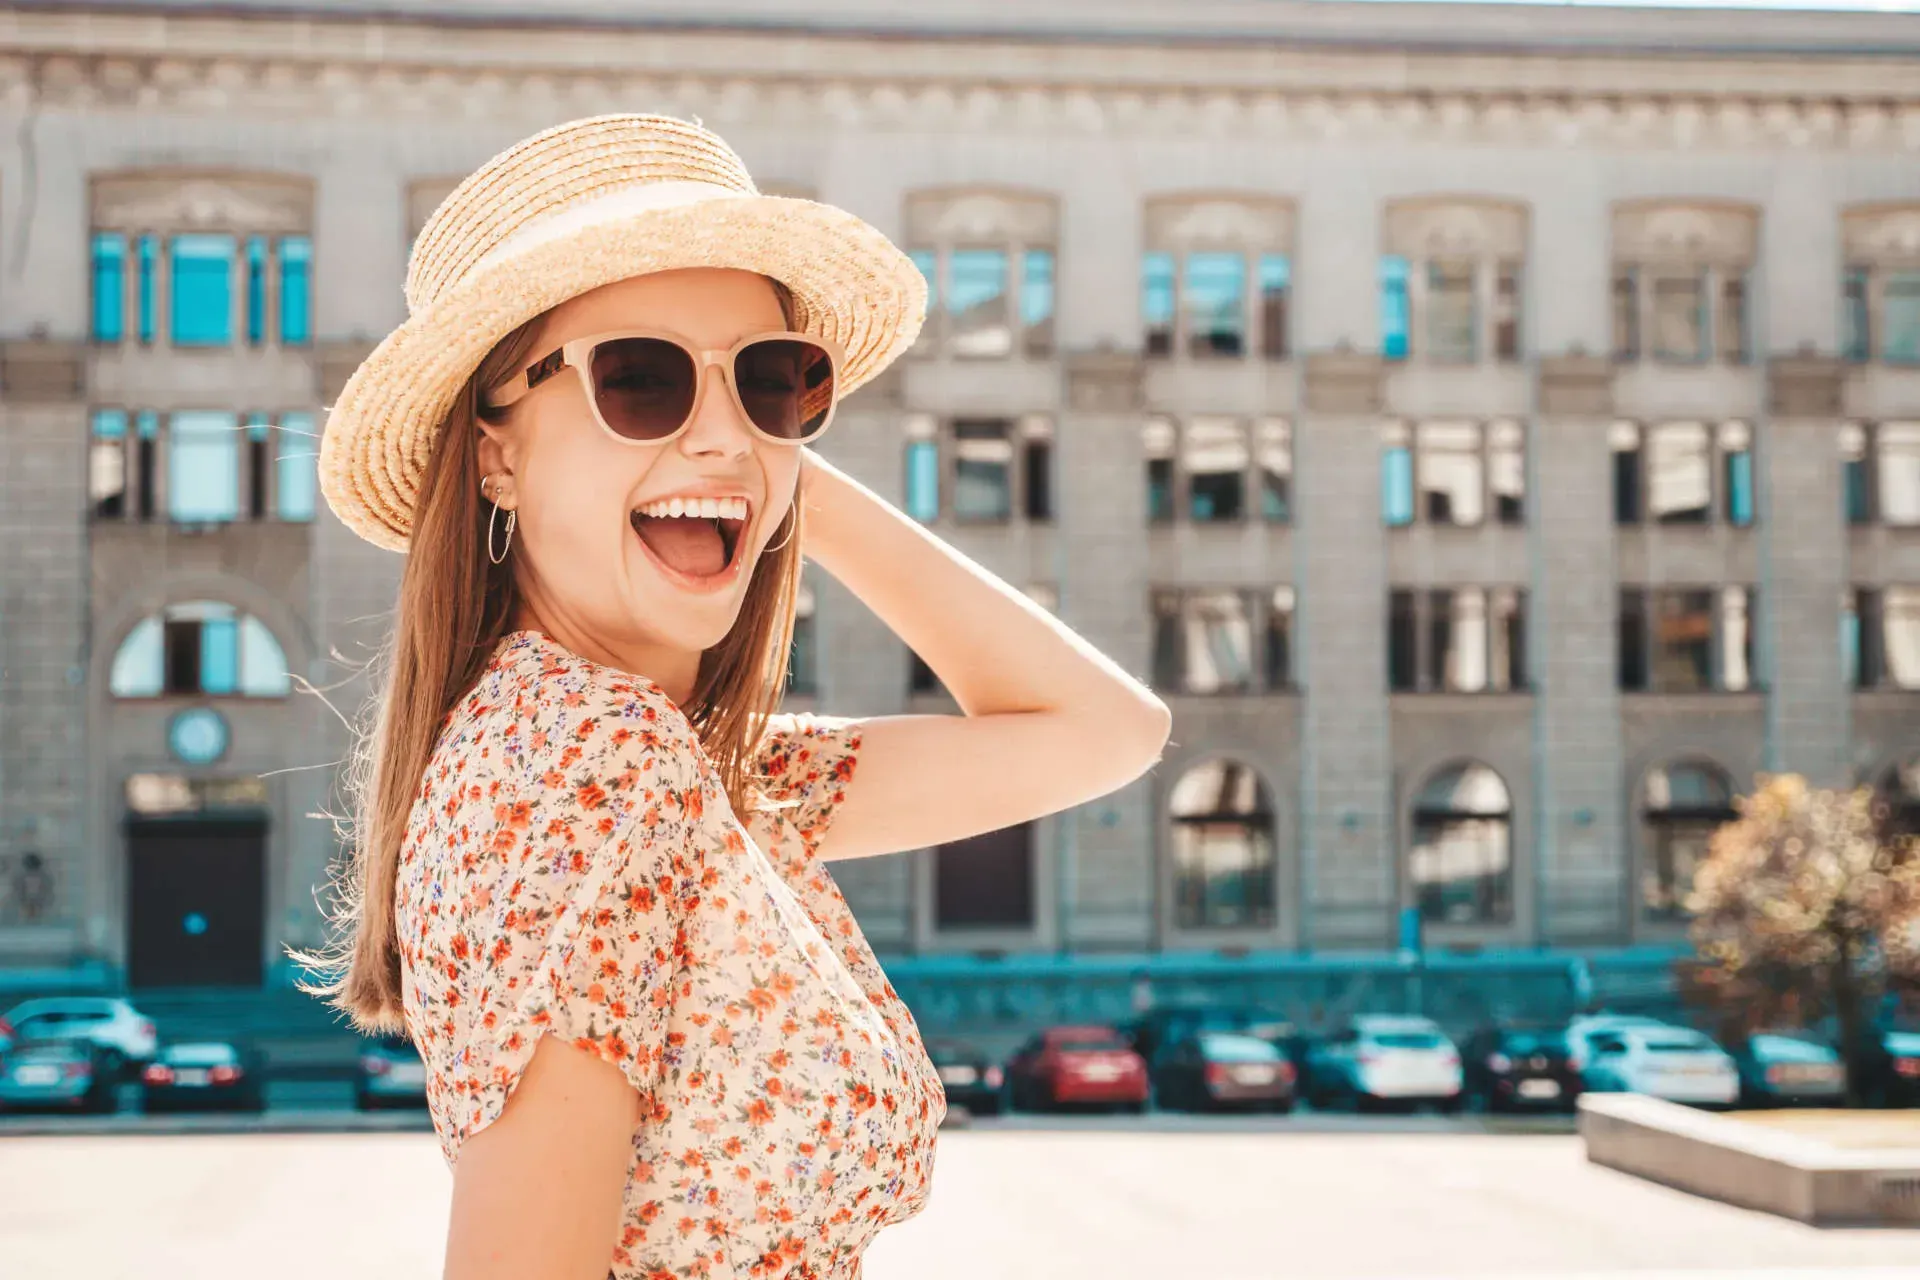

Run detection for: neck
[[511, 602, 702, 708]]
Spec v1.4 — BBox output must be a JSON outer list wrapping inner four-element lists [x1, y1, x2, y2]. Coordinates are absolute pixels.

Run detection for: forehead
[[534, 268, 786, 350]]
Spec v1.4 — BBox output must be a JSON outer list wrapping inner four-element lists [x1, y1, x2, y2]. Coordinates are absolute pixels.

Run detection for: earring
[[763, 509, 796, 554], [485, 475, 516, 565]]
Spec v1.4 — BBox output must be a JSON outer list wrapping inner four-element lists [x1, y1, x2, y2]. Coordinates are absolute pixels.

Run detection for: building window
[[170, 234, 236, 347], [903, 414, 1052, 524], [275, 412, 318, 522], [136, 234, 158, 344], [1141, 196, 1293, 363], [1612, 421, 1755, 527], [1145, 417, 1290, 527], [167, 410, 241, 522], [788, 582, 818, 696], [91, 233, 126, 343], [1381, 256, 1411, 361], [1426, 260, 1477, 363], [1151, 586, 1294, 695], [1612, 202, 1756, 367], [1849, 586, 1920, 690], [92, 220, 310, 348], [1611, 268, 1639, 361], [1641, 762, 1736, 922], [109, 602, 291, 699], [280, 235, 313, 346], [1383, 421, 1526, 527], [1843, 266, 1872, 363], [89, 410, 129, 519], [1619, 586, 1755, 693], [934, 822, 1036, 930], [1379, 199, 1528, 365], [1493, 263, 1523, 361], [1409, 762, 1513, 926], [1881, 757, 1920, 839], [904, 191, 1058, 362], [1387, 588, 1527, 693], [89, 408, 317, 525], [1169, 758, 1276, 931], [1843, 422, 1920, 526]]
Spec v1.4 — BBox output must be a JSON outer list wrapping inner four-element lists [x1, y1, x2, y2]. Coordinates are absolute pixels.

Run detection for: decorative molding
[[1064, 350, 1144, 413], [90, 170, 313, 235], [905, 189, 1057, 246], [1767, 354, 1845, 418], [1383, 198, 1528, 260], [1612, 201, 1759, 266], [1144, 194, 1293, 254], [0, 339, 87, 403], [1536, 354, 1615, 418], [1303, 349, 1383, 415], [406, 176, 462, 243], [1842, 203, 1920, 267]]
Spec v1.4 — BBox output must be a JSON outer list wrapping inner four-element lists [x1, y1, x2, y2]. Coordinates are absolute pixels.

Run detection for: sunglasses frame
[[484, 327, 845, 448]]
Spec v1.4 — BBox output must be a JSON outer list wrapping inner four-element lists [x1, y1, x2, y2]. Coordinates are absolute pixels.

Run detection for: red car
[[1006, 1025, 1148, 1113]]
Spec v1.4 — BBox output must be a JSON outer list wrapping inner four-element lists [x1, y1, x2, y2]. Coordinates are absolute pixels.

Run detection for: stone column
[[0, 341, 92, 960], [1056, 351, 1154, 952], [1531, 355, 1629, 945], [1761, 356, 1849, 785], [1297, 350, 1393, 950], [808, 365, 914, 952]]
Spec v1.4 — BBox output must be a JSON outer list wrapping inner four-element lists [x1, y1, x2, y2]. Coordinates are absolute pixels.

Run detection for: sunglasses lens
[[733, 338, 837, 441], [589, 338, 698, 441]]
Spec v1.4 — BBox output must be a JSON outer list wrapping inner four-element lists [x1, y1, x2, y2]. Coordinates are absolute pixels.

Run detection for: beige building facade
[[1, 1, 1918, 997]]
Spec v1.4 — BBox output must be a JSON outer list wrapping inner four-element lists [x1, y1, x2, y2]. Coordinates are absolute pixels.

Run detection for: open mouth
[[628, 495, 750, 582]]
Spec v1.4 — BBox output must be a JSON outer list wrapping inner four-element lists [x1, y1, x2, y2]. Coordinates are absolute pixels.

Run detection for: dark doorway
[[126, 816, 268, 988], [933, 823, 1035, 930]]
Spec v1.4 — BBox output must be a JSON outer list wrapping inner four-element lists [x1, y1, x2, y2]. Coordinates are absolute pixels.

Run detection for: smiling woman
[[294, 113, 1168, 1280]]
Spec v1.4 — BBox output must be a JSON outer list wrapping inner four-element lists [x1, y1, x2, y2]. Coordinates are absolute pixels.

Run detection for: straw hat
[[320, 114, 927, 551]]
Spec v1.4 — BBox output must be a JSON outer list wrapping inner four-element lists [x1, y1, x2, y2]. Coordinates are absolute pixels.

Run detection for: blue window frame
[[1381, 256, 1411, 361], [109, 617, 166, 698], [1383, 443, 1415, 526], [275, 412, 318, 522], [279, 235, 313, 346], [238, 616, 292, 696], [200, 614, 240, 695], [245, 236, 269, 346], [1021, 248, 1055, 354], [136, 235, 158, 344], [171, 234, 236, 346], [92, 233, 127, 342], [905, 438, 940, 522], [167, 410, 241, 523], [1724, 450, 1755, 527]]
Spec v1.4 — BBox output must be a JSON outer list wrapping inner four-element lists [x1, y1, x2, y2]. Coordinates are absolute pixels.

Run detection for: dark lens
[[733, 338, 836, 441], [589, 338, 697, 441]]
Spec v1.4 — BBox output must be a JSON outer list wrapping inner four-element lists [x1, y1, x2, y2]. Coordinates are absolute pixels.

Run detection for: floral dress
[[395, 630, 944, 1280]]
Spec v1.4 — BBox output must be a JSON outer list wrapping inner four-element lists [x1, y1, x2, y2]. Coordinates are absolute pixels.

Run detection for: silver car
[[0, 997, 158, 1080], [0, 1038, 118, 1114]]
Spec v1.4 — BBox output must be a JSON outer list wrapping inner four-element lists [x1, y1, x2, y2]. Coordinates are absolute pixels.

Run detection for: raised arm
[[793, 449, 1170, 861]]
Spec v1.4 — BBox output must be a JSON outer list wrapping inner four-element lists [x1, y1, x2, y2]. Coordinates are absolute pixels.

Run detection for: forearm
[[797, 450, 1167, 737]]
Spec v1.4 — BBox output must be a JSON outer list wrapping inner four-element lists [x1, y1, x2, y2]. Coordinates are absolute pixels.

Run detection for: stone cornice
[[0, 10, 1917, 151]]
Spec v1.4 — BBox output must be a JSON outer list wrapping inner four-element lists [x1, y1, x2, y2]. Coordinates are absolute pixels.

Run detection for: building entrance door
[[126, 814, 268, 988]]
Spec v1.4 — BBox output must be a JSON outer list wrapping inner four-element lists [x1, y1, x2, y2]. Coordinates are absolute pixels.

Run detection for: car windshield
[[1502, 1031, 1568, 1055], [1057, 1038, 1128, 1054], [1368, 1032, 1446, 1050]]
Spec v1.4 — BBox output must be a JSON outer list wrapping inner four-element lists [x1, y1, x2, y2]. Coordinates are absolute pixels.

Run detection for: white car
[[1564, 1013, 1674, 1074], [1582, 1026, 1740, 1108], [0, 997, 158, 1077], [1306, 1015, 1463, 1112]]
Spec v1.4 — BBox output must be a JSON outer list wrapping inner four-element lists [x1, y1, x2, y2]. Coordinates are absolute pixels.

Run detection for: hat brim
[[320, 194, 925, 551]]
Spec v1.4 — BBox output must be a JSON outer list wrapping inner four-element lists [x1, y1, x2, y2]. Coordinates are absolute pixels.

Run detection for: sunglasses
[[485, 328, 843, 446]]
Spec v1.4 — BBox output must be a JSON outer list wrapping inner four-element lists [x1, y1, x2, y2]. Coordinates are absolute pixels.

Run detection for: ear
[[475, 418, 518, 508]]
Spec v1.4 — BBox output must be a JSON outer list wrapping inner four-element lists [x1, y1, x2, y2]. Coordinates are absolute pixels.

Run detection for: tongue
[[635, 515, 727, 577]]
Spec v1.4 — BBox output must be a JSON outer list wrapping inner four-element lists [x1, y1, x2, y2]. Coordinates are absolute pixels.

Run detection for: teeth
[[633, 496, 749, 521]]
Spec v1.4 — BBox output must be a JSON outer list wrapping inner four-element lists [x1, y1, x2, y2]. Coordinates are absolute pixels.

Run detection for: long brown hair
[[294, 285, 805, 1034]]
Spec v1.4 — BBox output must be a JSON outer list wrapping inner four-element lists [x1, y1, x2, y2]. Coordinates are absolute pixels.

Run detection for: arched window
[[1169, 758, 1276, 930], [1881, 756, 1920, 839], [1641, 761, 1736, 922], [1409, 762, 1513, 925], [109, 601, 291, 699]]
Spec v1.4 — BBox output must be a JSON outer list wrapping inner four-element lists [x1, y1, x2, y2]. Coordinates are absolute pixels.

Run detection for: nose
[[677, 360, 755, 462]]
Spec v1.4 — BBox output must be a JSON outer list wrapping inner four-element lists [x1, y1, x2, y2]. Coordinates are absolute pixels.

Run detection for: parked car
[[0, 997, 157, 1080], [1460, 1024, 1581, 1113], [1005, 1026, 1148, 1114], [926, 1040, 1004, 1116], [1120, 1004, 1295, 1069], [0, 1037, 118, 1114], [1150, 1028, 1295, 1113], [141, 1041, 266, 1113], [1582, 1026, 1740, 1109], [355, 1032, 428, 1110], [1564, 1013, 1676, 1076], [1856, 1024, 1920, 1108], [1303, 1015, 1463, 1113]]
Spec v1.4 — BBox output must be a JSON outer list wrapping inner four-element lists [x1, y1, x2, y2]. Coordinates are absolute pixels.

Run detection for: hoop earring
[[487, 494, 516, 565], [763, 509, 796, 555]]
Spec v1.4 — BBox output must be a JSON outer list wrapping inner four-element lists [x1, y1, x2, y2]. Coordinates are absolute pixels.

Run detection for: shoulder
[[750, 712, 863, 855]]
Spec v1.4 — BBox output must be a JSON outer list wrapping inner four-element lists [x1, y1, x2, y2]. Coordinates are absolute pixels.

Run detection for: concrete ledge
[[1579, 1093, 1920, 1226]]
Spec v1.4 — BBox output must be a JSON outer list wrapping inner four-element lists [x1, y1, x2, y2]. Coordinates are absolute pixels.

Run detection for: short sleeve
[[752, 712, 863, 858], [449, 673, 708, 1149]]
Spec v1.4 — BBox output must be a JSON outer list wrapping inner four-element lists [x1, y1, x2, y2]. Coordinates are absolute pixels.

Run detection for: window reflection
[[1417, 422, 1484, 525], [1642, 762, 1736, 921], [1185, 417, 1247, 522], [1426, 261, 1477, 362], [1648, 422, 1711, 524], [1410, 762, 1513, 925], [1651, 273, 1707, 362], [1184, 252, 1246, 358], [1170, 759, 1276, 930], [947, 249, 1011, 358]]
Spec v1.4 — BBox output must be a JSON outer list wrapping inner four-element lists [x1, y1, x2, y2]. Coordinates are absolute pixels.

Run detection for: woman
[[302, 115, 1170, 1280]]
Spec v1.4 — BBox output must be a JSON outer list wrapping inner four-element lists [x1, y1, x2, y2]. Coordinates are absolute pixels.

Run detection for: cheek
[[518, 415, 654, 546], [759, 449, 803, 527]]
